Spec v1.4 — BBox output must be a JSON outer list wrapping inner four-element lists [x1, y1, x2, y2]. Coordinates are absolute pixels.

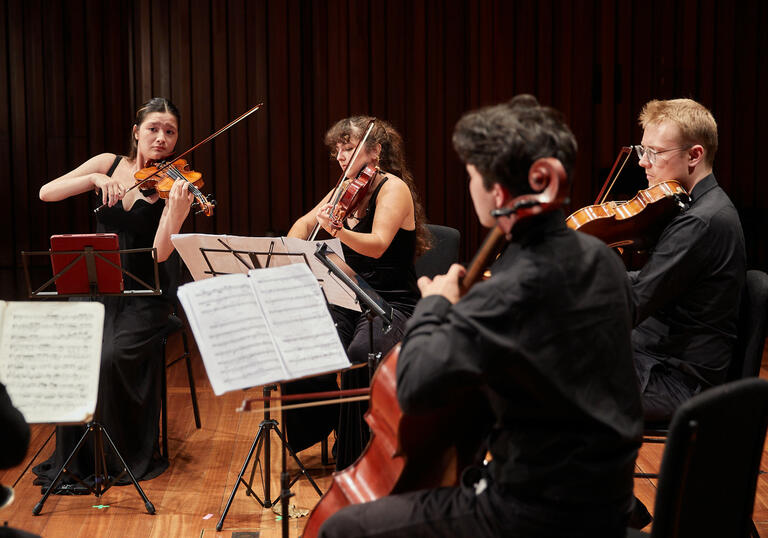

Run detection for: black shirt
[[630, 173, 746, 390], [396, 211, 642, 506], [341, 176, 420, 315]]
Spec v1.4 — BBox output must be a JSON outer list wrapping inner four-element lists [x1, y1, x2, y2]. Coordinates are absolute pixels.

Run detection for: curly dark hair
[[452, 94, 577, 194], [127, 97, 180, 161], [325, 116, 431, 257]]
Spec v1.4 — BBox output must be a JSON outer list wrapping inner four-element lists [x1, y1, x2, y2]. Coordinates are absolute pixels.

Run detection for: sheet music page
[[281, 237, 361, 311], [177, 273, 288, 395], [248, 263, 350, 378], [0, 301, 103, 423]]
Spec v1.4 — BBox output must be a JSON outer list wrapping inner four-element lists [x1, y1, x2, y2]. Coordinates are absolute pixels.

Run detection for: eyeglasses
[[633, 144, 691, 165]]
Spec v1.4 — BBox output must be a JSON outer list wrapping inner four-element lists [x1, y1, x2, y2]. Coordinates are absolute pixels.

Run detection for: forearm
[[39, 174, 97, 202], [335, 227, 389, 258], [287, 215, 314, 239], [153, 210, 187, 262]]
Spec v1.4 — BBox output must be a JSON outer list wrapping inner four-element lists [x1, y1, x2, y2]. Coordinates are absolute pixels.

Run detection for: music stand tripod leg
[[216, 420, 270, 531], [32, 423, 155, 516], [269, 423, 323, 500], [33, 423, 93, 515], [100, 425, 155, 514]]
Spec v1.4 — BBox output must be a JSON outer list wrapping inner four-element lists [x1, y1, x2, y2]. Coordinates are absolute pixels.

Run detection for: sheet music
[[281, 237, 361, 311], [172, 233, 361, 311], [177, 274, 287, 396], [0, 301, 103, 423], [247, 264, 350, 378]]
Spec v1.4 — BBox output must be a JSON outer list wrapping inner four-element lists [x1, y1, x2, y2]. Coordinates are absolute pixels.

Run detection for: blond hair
[[639, 98, 718, 167]]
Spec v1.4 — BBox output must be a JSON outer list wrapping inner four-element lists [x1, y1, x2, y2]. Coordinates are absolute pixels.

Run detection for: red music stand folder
[[50, 234, 123, 294]]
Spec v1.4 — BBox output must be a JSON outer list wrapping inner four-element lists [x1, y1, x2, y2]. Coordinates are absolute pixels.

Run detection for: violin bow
[[307, 119, 376, 241], [94, 102, 265, 213], [593, 146, 633, 205]]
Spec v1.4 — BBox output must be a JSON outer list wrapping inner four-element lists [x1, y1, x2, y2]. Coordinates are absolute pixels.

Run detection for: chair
[[159, 313, 202, 458], [639, 269, 768, 455], [627, 377, 768, 538], [729, 269, 768, 380], [415, 224, 461, 278]]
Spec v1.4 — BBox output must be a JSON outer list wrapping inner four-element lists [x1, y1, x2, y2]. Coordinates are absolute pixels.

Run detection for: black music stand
[[19, 242, 161, 515], [314, 242, 393, 379], [214, 243, 323, 532]]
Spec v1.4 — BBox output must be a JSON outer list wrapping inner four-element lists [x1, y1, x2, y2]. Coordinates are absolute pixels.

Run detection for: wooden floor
[[2, 334, 768, 537]]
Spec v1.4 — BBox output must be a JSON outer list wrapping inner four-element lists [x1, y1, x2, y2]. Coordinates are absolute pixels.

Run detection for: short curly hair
[[452, 94, 577, 193]]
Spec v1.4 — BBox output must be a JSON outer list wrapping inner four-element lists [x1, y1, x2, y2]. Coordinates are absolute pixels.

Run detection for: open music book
[[0, 301, 103, 423], [177, 263, 350, 396]]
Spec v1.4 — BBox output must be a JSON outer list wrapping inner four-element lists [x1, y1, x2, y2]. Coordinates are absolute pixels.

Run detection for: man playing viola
[[317, 95, 643, 537], [629, 99, 746, 423]]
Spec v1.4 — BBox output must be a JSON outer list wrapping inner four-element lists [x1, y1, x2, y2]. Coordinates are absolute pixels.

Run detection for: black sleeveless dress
[[33, 156, 176, 491], [284, 177, 420, 470]]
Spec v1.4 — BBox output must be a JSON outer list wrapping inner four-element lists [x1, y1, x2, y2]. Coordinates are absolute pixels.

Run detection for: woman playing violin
[[285, 116, 430, 470], [34, 97, 194, 490]]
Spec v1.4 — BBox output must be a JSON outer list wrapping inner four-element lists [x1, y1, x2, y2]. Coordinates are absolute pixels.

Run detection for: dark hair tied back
[[128, 97, 180, 160]]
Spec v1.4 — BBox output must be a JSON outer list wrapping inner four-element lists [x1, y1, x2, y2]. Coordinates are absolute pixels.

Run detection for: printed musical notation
[[0, 301, 103, 423], [177, 263, 349, 395]]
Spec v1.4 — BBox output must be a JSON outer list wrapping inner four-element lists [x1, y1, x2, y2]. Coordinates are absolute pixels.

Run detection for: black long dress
[[33, 157, 176, 491], [283, 177, 420, 470]]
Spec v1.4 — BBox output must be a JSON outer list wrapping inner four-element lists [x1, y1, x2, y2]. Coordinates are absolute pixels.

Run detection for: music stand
[[314, 242, 393, 379], [214, 243, 323, 532], [19, 238, 160, 514]]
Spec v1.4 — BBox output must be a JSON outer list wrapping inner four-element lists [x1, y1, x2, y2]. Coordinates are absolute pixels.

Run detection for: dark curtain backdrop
[[1, 0, 766, 299]]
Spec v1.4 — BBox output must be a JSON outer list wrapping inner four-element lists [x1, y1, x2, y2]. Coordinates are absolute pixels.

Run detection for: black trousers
[[640, 364, 699, 423], [318, 467, 631, 538], [282, 306, 408, 467]]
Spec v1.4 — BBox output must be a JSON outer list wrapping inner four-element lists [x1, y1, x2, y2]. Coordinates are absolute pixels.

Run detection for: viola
[[328, 164, 378, 231], [134, 158, 215, 217], [566, 180, 690, 250], [302, 158, 568, 537]]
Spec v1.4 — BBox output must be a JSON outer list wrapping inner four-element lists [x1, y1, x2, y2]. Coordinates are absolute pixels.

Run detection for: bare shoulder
[[378, 173, 410, 196], [82, 152, 121, 174]]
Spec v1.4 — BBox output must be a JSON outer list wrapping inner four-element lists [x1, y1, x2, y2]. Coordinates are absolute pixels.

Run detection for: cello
[[302, 157, 568, 537]]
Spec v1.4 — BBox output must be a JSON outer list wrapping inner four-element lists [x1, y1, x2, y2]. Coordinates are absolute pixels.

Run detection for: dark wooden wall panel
[[1, 0, 765, 301], [0, 0, 11, 276]]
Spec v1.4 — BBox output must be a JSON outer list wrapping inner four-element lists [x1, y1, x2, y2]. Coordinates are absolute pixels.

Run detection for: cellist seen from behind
[[318, 96, 643, 538]]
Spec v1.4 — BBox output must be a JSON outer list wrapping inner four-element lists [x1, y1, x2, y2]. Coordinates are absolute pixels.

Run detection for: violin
[[302, 158, 569, 538], [134, 158, 215, 217], [566, 180, 689, 250], [565, 146, 690, 250]]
